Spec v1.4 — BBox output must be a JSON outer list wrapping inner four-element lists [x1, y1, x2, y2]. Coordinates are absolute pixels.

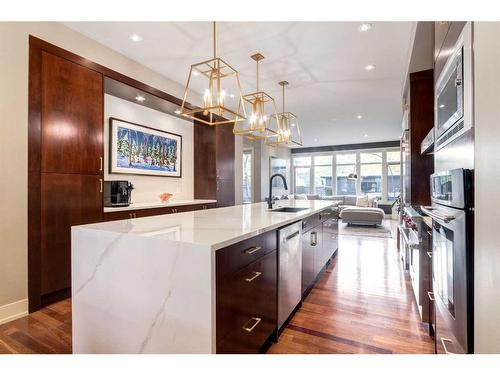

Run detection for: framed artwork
[[270, 156, 289, 188], [109, 117, 182, 177]]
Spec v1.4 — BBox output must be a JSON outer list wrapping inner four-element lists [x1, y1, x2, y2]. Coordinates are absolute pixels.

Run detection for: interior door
[[41, 173, 103, 296]]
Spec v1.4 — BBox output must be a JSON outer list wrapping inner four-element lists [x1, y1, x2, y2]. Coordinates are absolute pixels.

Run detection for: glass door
[[242, 149, 253, 204]]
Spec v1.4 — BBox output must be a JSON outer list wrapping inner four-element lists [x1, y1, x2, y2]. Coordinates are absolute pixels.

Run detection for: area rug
[[339, 219, 393, 238]]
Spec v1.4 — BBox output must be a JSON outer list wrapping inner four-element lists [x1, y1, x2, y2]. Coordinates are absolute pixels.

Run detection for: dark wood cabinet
[[302, 209, 338, 296], [40, 173, 103, 298], [193, 120, 217, 200], [41, 52, 103, 175], [322, 217, 339, 263], [102, 202, 217, 222], [401, 70, 434, 207], [216, 231, 277, 353], [193, 121, 235, 208]]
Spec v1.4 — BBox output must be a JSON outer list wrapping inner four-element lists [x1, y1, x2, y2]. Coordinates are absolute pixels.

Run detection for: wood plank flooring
[[0, 221, 434, 354], [268, 226, 435, 354]]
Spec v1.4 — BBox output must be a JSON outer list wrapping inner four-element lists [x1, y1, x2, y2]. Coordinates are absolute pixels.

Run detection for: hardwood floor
[[0, 299, 71, 354], [0, 221, 434, 354], [269, 226, 435, 354]]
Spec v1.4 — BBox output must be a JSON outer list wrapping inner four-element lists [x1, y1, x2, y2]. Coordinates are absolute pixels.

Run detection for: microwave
[[434, 23, 473, 151], [435, 46, 464, 139]]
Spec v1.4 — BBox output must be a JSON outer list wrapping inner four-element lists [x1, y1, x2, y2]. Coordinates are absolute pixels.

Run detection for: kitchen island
[[71, 200, 338, 354]]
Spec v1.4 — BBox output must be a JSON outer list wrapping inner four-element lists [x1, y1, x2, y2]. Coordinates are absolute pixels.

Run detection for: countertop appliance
[[104, 180, 134, 207], [421, 168, 473, 353], [278, 221, 302, 331], [435, 22, 473, 151]]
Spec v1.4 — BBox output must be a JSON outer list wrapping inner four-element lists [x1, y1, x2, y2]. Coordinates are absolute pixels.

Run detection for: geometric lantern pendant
[[233, 53, 280, 139], [265, 81, 303, 147], [179, 22, 247, 126]]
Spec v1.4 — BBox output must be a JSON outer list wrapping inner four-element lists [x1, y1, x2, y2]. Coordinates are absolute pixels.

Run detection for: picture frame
[[109, 117, 182, 177]]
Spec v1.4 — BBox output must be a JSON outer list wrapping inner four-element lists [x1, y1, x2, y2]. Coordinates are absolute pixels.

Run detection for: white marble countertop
[[77, 199, 338, 251], [103, 199, 217, 212]]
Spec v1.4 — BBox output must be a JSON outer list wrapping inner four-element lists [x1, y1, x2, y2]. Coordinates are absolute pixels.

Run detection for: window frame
[[292, 147, 400, 201]]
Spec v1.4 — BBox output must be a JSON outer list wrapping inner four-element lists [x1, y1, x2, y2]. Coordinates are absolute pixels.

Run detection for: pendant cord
[[256, 59, 259, 92], [213, 21, 216, 59], [282, 84, 285, 113]]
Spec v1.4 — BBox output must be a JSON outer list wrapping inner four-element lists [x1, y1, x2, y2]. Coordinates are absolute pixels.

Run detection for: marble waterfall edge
[[71, 227, 214, 354]]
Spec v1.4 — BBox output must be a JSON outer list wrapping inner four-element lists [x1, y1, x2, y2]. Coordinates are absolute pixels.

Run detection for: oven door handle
[[398, 226, 419, 248], [420, 206, 456, 223]]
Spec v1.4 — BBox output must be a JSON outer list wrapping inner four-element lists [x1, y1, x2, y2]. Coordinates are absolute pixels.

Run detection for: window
[[387, 164, 401, 201], [387, 150, 401, 201], [242, 149, 253, 204], [294, 167, 311, 194], [360, 163, 382, 196], [292, 148, 400, 200], [336, 164, 356, 195], [360, 152, 382, 199], [313, 155, 332, 195]]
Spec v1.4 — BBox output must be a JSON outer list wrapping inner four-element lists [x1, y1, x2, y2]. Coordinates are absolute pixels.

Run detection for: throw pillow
[[294, 193, 308, 200], [356, 195, 369, 207]]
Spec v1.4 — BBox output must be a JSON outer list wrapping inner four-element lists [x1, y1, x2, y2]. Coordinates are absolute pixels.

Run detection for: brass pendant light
[[233, 53, 280, 139], [265, 81, 303, 147], [179, 22, 246, 126]]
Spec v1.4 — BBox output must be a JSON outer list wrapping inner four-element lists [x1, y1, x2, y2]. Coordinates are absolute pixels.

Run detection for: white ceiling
[[64, 22, 414, 147]]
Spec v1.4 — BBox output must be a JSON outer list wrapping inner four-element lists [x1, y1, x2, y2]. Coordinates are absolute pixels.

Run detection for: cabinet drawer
[[302, 213, 321, 232], [318, 208, 337, 222], [216, 251, 277, 353], [216, 230, 277, 275]]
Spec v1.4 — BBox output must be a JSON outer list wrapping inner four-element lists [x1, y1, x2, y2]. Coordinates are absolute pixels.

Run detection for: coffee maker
[[104, 181, 134, 207]]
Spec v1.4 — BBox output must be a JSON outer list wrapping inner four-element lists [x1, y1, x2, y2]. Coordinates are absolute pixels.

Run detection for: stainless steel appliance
[[421, 168, 473, 353], [103, 180, 134, 207], [434, 22, 473, 151], [398, 206, 431, 323], [278, 222, 302, 331]]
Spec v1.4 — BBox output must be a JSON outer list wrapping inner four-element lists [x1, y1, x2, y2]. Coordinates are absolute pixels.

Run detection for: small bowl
[[159, 193, 173, 203]]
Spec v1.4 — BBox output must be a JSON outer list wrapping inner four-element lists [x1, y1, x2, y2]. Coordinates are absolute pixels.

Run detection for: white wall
[[104, 95, 193, 203], [473, 22, 500, 353], [0, 22, 188, 321]]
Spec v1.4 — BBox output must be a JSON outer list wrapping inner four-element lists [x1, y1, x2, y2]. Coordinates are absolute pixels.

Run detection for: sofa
[[291, 194, 385, 226]]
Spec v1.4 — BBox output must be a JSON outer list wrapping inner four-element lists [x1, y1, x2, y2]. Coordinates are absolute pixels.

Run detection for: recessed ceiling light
[[364, 134, 368, 137], [356, 115, 363, 119], [135, 95, 146, 102], [130, 34, 142, 42], [314, 138, 318, 142], [358, 23, 372, 32], [174, 109, 181, 115], [365, 64, 376, 71]]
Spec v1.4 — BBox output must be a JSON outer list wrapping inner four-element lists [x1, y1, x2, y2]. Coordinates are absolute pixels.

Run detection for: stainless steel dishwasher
[[278, 221, 303, 331]]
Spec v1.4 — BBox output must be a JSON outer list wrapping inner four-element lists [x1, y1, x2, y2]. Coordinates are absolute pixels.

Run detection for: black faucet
[[267, 173, 288, 209]]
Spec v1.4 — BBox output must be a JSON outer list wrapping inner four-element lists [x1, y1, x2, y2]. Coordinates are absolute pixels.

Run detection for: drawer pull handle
[[311, 232, 317, 246], [245, 271, 262, 283], [242, 317, 261, 332], [427, 291, 435, 301], [285, 231, 300, 242], [99, 156, 103, 171], [243, 246, 261, 255], [427, 251, 432, 258], [440, 337, 454, 354]]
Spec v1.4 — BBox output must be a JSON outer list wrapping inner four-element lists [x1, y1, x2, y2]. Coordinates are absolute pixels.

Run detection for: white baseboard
[[0, 299, 28, 325]]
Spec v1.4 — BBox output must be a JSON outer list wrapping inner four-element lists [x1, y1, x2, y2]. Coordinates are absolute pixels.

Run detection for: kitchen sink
[[271, 207, 308, 213]]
